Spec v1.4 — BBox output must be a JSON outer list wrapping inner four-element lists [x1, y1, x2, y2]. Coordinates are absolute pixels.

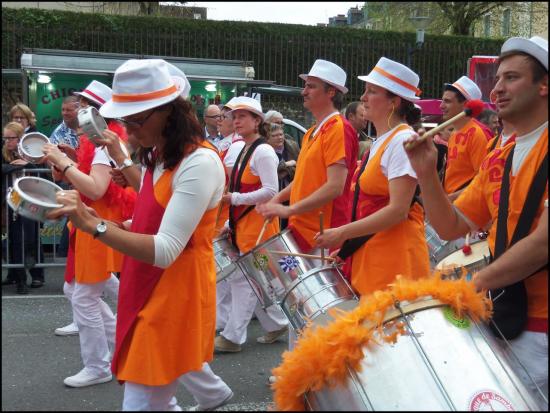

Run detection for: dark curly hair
[[139, 97, 203, 170]]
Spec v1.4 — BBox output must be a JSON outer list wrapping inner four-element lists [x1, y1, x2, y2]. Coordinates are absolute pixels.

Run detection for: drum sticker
[[443, 306, 471, 329], [10, 190, 21, 207], [29, 204, 40, 214], [278, 256, 300, 273], [468, 390, 514, 411], [253, 253, 269, 271]]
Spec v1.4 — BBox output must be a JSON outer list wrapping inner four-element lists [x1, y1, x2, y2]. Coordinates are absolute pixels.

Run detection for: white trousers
[[122, 362, 232, 411], [216, 269, 288, 345], [496, 330, 548, 409], [70, 279, 116, 375]]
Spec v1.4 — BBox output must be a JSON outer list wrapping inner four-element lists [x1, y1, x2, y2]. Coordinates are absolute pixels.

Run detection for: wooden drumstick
[[268, 250, 335, 262], [404, 99, 485, 151], [462, 232, 472, 255], [256, 218, 270, 246], [215, 186, 228, 229], [319, 211, 325, 264]]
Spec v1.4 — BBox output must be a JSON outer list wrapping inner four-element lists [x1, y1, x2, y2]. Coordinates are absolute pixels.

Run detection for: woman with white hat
[[47, 59, 233, 411], [314, 57, 430, 296], [214, 96, 289, 353], [42, 80, 137, 387]]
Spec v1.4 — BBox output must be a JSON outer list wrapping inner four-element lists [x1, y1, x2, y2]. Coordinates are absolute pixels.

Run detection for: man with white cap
[[257, 59, 358, 255], [48, 58, 233, 411], [405, 35, 548, 408], [439, 75, 491, 200]]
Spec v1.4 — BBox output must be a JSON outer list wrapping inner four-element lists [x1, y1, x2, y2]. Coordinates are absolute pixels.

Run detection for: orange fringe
[[271, 273, 492, 411]]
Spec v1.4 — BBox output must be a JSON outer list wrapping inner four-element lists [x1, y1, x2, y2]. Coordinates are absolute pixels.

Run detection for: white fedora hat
[[223, 97, 239, 110], [358, 57, 421, 102], [299, 59, 348, 94], [73, 80, 112, 107], [445, 75, 482, 101], [227, 96, 264, 120], [501, 35, 548, 70], [99, 59, 191, 119]]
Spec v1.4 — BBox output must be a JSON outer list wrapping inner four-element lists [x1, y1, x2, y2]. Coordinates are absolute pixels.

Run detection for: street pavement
[[2, 266, 287, 411]]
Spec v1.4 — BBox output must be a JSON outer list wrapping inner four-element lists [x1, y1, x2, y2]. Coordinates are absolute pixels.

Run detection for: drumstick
[[215, 186, 228, 229], [256, 219, 270, 246], [462, 233, 472, 255], [268, 250, 335, 262], [404, 99, 485, 151], [319, 211, 325, 264]]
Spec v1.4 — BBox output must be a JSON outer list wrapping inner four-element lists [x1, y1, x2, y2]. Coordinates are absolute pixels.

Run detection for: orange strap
[[373, 67, 421, 96], [112, 85, 177, 103]]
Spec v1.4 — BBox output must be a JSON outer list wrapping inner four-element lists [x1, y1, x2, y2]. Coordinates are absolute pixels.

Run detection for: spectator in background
[[265, 122, 300, 229], [344, 101, 371, 160], [265, 109, 301, 149], [1, 122, 45, 294], [477, 108, 500, 138], [9, 103, 37, 133], [203, 104, 222, 149], [49, 96, 80, 149]]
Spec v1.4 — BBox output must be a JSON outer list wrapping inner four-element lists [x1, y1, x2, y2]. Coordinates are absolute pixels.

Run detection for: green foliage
[[2, 7, 503, 99]]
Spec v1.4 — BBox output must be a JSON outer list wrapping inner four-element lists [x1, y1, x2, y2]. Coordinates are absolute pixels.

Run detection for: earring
[[387, 103, 395, 130]]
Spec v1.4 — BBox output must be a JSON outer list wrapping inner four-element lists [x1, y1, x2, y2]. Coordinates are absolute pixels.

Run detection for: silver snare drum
[[78, 107, 107, 147], [18, 132, 50, 163], [6, 176, 63, 222], [213, 233, 240, 283]]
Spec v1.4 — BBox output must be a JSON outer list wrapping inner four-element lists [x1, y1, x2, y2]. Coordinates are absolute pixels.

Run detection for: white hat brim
[[358, 74, 419, 102], [299, 74, 349, 94], [502, 37, 548, 70], [99, 76, 187, 119], [73, 91, 105, 107], [228, 107, 265, 121]]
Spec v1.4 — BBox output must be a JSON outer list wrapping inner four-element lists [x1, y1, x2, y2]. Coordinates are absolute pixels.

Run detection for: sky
[[186, 2, 363, 26]]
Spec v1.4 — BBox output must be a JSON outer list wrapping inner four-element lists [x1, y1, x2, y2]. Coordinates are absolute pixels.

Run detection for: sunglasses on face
[[117, 109, 156, 128]]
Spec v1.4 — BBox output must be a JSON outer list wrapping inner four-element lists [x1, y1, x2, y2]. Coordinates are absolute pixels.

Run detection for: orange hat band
[[373, 66, 421, 96], [451, 82, 470, 100], [112, 84, 177, 103]]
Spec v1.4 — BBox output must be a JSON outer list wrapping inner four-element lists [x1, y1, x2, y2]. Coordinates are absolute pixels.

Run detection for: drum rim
[[13, 176, 63, 208], [435, 240, 490, 270], [18, 132, 50, 158], [238, 227, 294, 261], [78, 106, 107, 137], [375, 297, 444, 326]]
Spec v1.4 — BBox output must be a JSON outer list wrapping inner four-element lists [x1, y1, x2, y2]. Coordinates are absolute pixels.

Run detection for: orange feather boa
[[271, 274, 492, 411]]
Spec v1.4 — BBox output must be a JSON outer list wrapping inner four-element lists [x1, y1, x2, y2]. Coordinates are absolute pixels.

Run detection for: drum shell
[[305, 299, 541, 411], [17, 132, 50, 163], [78, 107, 107, 147], [6, 176, 63, 222], [281, 265, 358, 330], [213, 233, 240, 283]]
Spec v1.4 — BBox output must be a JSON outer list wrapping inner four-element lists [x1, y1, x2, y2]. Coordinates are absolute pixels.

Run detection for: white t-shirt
[[144, 148, 225, 268], [367, 126, 418, 180], [230, 143, 279, 206], [91, 144, 129, 167], [224, 140, 245, 169], [512, 121, 547, 175]]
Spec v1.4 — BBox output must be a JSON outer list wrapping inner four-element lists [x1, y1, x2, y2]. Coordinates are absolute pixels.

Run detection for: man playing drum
[[404, 36, 548, 408], [257, 59, 358, 254]]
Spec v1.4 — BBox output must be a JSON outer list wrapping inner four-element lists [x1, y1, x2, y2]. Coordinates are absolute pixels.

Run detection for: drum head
[[435, 241, 490, 270], [19, 133, 49, 158], [16, 177, 63, 207]]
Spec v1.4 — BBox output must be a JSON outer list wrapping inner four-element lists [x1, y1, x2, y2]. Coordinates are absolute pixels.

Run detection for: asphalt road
[[2, 266, 287, 411]]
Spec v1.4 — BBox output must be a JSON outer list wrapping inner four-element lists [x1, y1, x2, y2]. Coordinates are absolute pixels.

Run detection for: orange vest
[[455, 128, 548, 321], [230, 144, 279, 253], [444, 118, 489, 193], [115, 156, 219, 386], [351, 126, 430, 296]]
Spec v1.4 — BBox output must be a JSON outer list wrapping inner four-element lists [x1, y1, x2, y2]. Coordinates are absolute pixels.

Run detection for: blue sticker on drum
[[253, 253, 269, 271], [443, 306, 471, 329], [278, 256, 299, 273]]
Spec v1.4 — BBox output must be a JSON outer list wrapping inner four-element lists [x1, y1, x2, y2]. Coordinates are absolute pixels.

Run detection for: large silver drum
[[213, 233, 240, 283], [305, 297, 542, 411]]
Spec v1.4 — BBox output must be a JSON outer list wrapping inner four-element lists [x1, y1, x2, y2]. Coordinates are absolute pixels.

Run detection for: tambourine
[[6, 176, 63, 222], [18, 132, 50, 163], [78, 107, 107, 147]]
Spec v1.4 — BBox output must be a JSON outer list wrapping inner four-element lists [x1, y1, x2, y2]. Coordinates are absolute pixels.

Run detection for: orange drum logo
[[469, 390, 514, 411], [10, 189, 21, 207]]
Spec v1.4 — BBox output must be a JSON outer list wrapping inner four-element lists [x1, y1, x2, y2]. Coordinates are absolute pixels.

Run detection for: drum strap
[[228, 138, 266, 247], [489, 145, 548, 339]]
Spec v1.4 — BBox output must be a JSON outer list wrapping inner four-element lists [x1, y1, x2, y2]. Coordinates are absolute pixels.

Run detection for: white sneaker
[[64, 368, 112, 388], [188, 390, 233, 411], [54, 322, 79, 336]]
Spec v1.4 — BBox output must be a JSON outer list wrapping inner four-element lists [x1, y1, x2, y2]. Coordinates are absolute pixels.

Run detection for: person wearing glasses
[[203, 104, 222, 149], [42, 80, 137, 389], [9, 103, 37, 134], [47, 59, 233, 411], [1, 122, 45, 294]]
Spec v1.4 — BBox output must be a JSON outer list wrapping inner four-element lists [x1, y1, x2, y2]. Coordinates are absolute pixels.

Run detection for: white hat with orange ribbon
[[99, 59, 191, 119], [227, 96, 265, 120], [73, 80, 112, 107], [444, 75, 482, 101], [358, 57, 421, 102]]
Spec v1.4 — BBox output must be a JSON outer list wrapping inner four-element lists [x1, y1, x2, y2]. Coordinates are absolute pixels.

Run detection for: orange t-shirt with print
[[454, 128, 548, 323], [444, 118, 489, 194]]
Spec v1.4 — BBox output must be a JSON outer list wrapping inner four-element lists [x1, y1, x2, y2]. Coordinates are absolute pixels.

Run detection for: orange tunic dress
[[455, 128, 548, 328], [113, 151, 219, 386], [350, 126, 430, 296], [444, 118, 490, 194], [229, 143, 279, 254]]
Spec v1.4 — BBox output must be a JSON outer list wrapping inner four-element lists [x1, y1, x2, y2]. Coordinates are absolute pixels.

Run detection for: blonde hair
[[9, 103, 35, 127], [3, 121, 24, 162]]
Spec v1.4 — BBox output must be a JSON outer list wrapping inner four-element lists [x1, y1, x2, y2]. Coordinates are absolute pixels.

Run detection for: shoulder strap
[[493, 146, 515, 259]]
